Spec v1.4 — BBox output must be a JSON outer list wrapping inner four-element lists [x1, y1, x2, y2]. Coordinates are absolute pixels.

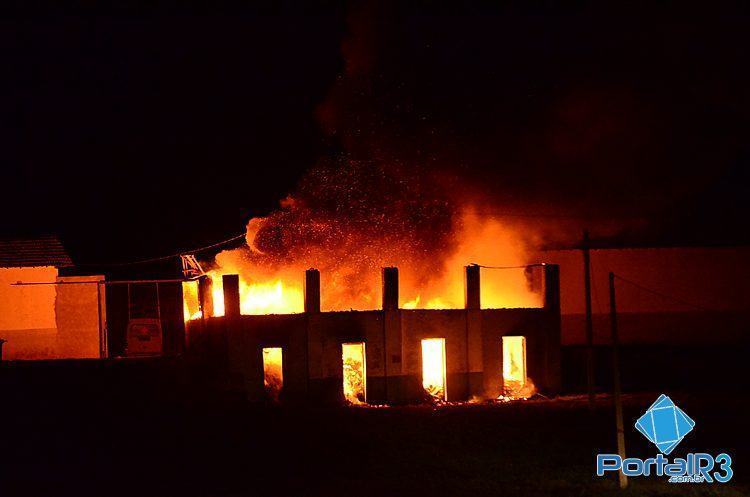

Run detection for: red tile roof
[[0, 236, 73, 268]]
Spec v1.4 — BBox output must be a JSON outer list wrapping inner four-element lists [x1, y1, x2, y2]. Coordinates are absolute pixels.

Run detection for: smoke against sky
[[311, 1, 749, 247], [2, 1, 749, 265]]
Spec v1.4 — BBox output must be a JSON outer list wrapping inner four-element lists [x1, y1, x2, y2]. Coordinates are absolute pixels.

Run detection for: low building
[[185, 264, 561, 405], [0, 236, 105, 360]]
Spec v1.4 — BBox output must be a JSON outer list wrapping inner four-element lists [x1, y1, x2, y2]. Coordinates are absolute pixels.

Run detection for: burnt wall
[[193, 305, 560, 404], [309, 311, 384, 403], [480, 308, 560, 397], [185, 264, 562, 405], [399, 309, 467, 401]]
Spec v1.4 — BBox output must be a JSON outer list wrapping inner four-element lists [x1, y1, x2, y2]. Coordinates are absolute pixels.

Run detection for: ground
[[2, 359, 747, 496]]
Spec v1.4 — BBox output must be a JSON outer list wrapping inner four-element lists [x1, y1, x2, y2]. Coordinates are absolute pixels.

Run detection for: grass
[[1, 361, 747, 496]]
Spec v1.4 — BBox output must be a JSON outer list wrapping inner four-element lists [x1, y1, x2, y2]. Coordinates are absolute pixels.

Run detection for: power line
[[459, 210, 648, 220], [80, 233, 246, 267], [613, 274, 718, 312], [473, 263, 546, 270]]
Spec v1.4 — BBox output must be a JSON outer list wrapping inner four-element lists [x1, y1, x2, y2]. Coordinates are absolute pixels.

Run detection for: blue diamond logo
[[635, 394, 695, 455]]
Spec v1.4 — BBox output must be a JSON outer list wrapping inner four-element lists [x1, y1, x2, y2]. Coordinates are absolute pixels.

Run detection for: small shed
[[0, 236, 105, 360]]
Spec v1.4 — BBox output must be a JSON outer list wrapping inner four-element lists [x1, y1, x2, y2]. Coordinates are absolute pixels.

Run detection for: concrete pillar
[[543, 264, 562, 394], [305, 268, 323, 401], [465, 264, 481, 310], [543, 264, 561, 312], [382, 267, 399, 310], [222, 274, 240, 317], [463, 265, 484, 399], [198, 275, 214, 318], [304, 269, 321, 313], [380, 267, 404, 402]]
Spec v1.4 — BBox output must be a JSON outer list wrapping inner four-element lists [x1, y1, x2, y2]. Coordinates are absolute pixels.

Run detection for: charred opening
[[421, 338, 447, 401], [342, 342, 366, 404], [502, 336, 533, 399], [262, 347, 283, 400]]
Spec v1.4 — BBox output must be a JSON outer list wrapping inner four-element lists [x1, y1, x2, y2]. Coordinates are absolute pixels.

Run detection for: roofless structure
[[185, 264, 561, 404]]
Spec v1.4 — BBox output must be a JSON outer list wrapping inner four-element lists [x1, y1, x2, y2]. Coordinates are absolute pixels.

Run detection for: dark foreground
[[2, 359, 747, 497]]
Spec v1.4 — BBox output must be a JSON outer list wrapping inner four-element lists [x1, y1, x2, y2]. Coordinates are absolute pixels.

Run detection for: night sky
[[2, 1, 749, 266]]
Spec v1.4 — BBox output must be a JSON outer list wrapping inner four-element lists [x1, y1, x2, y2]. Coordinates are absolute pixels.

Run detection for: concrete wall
[[541, 247, 750, 345], [55, 275, 106, 359], [0, 268, 105, 360], [185, 264, 562, 405]]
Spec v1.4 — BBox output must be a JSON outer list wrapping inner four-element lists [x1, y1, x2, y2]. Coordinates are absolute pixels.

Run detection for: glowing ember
[[262, 347, 283, 400], [401, 296, 448, 310], [421, 338, 447, 401], [186, 211, 544, 318], [342, 342, 366, 404], [182, 159, 545, 317]]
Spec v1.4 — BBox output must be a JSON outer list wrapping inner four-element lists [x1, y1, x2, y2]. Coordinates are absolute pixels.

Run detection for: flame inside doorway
[[262, 347, 283, 400], [342, 342, 366, 404], [502, 336, 534, 399], [421, 338, 447, 401]]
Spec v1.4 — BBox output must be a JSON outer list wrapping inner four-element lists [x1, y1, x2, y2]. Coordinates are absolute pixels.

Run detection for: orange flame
[[421, 338, 447, 401], [183, 208, 543, 320], [499, 336, 536, 401], [342, 342, 367, 404]]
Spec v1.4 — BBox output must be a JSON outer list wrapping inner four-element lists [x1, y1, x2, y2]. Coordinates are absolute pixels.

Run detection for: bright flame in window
[[421, 338, 447, 401], [262, 347, 283, 400], [342, 342, 366, 404], [209, 273, 303, 317], [502, 336, 534, 399], [182, 280, 201, 321]]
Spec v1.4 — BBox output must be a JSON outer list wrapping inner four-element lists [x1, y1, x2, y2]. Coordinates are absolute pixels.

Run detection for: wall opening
[[262, 347, 284, 400], [421, 338, 447, 401], [342, 342, 367, 404], [502, 336, 527, 396], [182, 280, 200, 321]]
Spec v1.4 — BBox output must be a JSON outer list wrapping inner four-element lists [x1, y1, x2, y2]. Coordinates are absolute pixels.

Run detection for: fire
[[399, 211, 544, 310], [183, 208, 543, 319], [182, 271, 305, 321], [182, 280, 202, 321], [401, 296, 448, 310], [181, 158, 545, 318], [342, 342, 366, 404], [211, 272, 303, 316], [500, 336, 536, 400], [262, 347, 283, 401], [421, 338, 447, 401]]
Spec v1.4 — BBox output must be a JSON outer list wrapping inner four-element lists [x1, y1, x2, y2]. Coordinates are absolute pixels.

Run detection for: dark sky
[[2, 1, 749, 266]]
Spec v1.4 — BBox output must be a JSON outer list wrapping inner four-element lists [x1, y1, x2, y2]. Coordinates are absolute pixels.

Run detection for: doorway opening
[[502, 336, 528, 397], [342, 342, 366, 404], [421, 338, 447, 401], [262, 347, 283, 400]]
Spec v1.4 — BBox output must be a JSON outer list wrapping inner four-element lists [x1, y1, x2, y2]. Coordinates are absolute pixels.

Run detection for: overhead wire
[[473, 263, 546, 270], [79, 233, 246, 267], [612, 274, 718, 312]]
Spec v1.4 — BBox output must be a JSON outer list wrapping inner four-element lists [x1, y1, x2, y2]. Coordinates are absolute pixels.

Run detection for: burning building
[[184, 263, 561, 404], [177, 158, 563, 404]]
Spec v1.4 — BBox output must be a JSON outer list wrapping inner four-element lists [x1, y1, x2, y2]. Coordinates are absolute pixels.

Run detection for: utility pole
[[609, 272, 628, 490], [583, 230, 595, 409]]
